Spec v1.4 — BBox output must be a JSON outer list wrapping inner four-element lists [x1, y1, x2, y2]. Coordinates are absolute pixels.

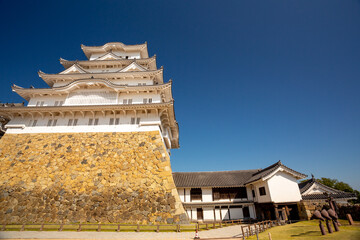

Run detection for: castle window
[[59, 101, 64, 106], [88, 118, 93, 125], [94, 118, 99, 125], [148, 98, 152, 103], [136, 118, 140, 124], [115, 118, 120, 125], [52, 119, 57, 126], [128, 99, 132, 104], [47, 119, 53, 127], [32, 120, 37, 127], [109, 118, 114, 125], [143, 98, 147, 104], [55, 101, 59, 106], [190, 188, 202, 201], [67, 119, 78, 126], [131, 118, 135, 124], [259, 187, 266, 196]]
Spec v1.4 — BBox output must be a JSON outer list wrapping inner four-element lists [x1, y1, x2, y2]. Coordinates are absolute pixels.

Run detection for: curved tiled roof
[[173, 169, 260, 188], [302, 192, 356, 200]]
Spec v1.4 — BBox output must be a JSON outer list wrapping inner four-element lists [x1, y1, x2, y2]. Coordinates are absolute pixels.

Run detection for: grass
[[247, 220, 360, 240]]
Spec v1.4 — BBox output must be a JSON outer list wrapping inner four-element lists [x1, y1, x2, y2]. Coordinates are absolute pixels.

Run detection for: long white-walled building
[[1, 42, 179, 152], [173, 161, 308, 222]]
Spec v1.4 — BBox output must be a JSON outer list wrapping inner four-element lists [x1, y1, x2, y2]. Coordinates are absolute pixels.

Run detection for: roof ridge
[[173, 169, 261, 174]]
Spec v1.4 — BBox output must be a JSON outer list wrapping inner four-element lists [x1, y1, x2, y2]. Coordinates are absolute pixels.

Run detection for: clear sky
[[0, 0, 359, 189]]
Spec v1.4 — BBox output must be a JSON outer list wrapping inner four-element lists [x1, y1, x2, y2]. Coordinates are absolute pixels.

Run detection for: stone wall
[[0, 131, 187, 224]]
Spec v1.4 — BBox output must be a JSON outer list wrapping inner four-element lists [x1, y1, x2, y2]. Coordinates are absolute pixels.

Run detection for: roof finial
[[311, 174, 315, 180]]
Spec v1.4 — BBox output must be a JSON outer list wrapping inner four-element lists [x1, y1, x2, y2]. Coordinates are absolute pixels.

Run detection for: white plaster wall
[[178, 188, 185, 202], [28, 96, 67, 107], [5, 112, 161, 135], [250, 181, 272, 203], [184, 189, 191, 202], [203, 208, 214, 221], [221, 208, 230, 220], [89, 51, 141, 60], [214, 209, 221, 221], [118, 92, 161, 104], [249, 205, 256, 219], [51, 78, 154, 88], [246, 186, 253, 201], [267, 171, 302, 203], [191, 209, 197, 221], [202, 188, 213, 202]]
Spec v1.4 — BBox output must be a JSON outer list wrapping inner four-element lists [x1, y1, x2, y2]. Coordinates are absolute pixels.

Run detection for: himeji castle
[[0, 42, 187, 224]]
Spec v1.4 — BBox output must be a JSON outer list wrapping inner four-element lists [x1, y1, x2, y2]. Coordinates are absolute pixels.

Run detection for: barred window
[[190, 188, 202, 201]]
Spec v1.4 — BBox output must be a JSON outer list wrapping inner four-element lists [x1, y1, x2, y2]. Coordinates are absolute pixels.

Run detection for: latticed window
[[190, 188, 202, 201], [259, 187, 266, 196]]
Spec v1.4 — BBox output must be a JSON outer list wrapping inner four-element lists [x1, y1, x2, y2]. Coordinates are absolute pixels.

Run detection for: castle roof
[[60, 56, 157, 70], [299, 177, 356, 200], [174, 161, 307, 188], [173, 169, 260, 188], [81, 42, 149, 59], [12, 80, 173, 101], [38, 68, 164, 87]]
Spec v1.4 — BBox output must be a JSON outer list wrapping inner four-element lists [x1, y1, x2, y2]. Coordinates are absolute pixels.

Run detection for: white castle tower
[[6, 42, 179, 151], [0, 42, 186, 224]]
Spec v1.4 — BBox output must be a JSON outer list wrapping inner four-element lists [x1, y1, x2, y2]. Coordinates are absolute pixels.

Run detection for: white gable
[[60, 64, 87, 74], [303, 182, 340, 195], [96, 52, 122, 61], [120, 62, 147, 72]]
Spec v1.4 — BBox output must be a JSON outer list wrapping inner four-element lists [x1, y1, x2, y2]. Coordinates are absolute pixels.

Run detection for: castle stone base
[[0, 131, 187, 224]]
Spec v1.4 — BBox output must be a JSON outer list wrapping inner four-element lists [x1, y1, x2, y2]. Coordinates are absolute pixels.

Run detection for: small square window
[[47, 119, 52, 127], [136, 118, 140, 124], [54, 101, 59, 106], [88, 118, 93, 126], [259, 187, 266, 196], [94, 118, 99, 125], [143, 98, 147, 104], [148, 98, 152, 103], [115, 118, 120, 125], [67, 119, 73, 126], [128, 99, 132, 104], [123, 99, 128, 104], [73, 119, 78, 126], [52, 119, 57, 126], [109, 118, 114, 125], [131, 118, 135, 124], [32, 120, 37, 127]]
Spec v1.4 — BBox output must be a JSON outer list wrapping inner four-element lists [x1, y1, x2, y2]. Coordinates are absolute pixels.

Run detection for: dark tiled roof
[[245, 160, 306, 184], [302, 192, 356, 200], [299, 177, 357, 200], [173, 169, 260, 188]]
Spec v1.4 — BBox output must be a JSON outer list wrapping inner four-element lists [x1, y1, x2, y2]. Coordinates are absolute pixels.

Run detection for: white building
[[173, 161, 308, 222], [1, 42, 179, 152]]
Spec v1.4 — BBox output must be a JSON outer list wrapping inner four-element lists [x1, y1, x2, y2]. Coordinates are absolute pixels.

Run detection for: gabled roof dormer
[[120, 62, 148, 72], [96, 52, 123, 61], [59, 64, 88, 74]]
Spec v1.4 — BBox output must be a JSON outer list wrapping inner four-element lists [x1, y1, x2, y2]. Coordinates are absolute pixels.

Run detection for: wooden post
[[177, 224, 180, 232], [59, 224, 63, 231], [40, 223, 44, 231], [117, 224, 121, 232], [97, 224, 101, 232], [346, 214, 354, 225], [213, 222, 216, 229], [220, 222, 222, 228], [1, 224, 6, 231], [248, 224, 251, 235], [156, 225, 159, 233], [136, 224, 140, 232], [206, 223, 208, 230], [241, 226, 245, 237], [21, 224, 25, 231], [268, 232, 272, 240], [77, 224, 82, 232]]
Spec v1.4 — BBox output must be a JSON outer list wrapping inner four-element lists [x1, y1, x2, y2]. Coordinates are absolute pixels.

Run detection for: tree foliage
[[317, 177, 359, 203]]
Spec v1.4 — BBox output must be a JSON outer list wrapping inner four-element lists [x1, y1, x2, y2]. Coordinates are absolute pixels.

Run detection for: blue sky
[[0, 0, 359, 189]]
